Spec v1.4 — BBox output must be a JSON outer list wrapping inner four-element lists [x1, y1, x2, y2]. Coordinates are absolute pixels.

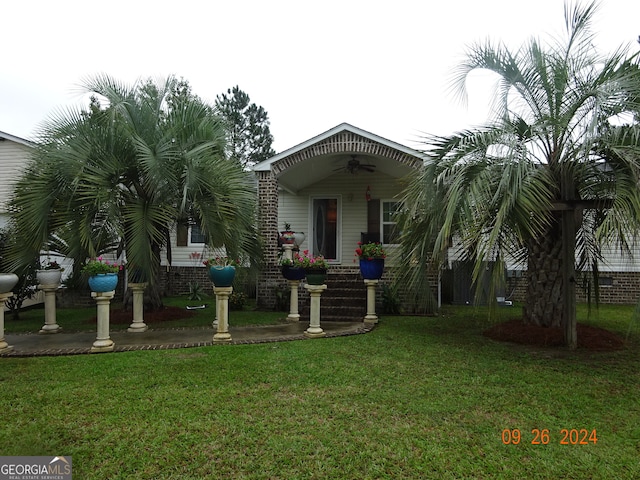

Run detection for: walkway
[[1, 321, 373, 357]]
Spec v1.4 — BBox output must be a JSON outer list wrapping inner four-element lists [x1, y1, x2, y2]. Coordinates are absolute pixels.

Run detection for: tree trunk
[[524, 215, 564, 327], [122, 240, 165, 311], [523, 209, 579, 349]]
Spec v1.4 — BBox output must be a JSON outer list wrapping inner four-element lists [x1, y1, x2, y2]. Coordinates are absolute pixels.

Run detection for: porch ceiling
[[277, 153, 416, 193]]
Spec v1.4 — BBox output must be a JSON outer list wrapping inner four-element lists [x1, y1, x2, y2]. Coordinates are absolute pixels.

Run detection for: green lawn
[[5, 294, 286, 333], [2, 302, 639, 479]]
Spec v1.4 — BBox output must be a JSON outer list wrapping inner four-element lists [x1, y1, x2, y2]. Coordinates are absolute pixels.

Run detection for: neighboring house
[[0, 131, 40, 309], [0, 131, 33, 229]]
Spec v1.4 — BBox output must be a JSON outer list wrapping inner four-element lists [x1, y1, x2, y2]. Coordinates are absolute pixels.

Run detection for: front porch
[[252, 123, 424, 314]]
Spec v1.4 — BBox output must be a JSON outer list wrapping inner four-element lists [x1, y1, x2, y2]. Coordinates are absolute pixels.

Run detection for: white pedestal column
[[213, 286, 233, 343], [364, 279, 379, 324], [38, 283, 62, 334], [287, 280, 301, 322], [127, 282, 148, 332], [304, 284, 327, 338], [0, 292, 14, 353], [91, 291, 115, 353], [282, 244, 294, 262]]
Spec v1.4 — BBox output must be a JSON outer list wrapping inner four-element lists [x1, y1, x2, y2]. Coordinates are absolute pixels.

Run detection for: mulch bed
[[89, 306, 198, 325], [483, 319, 625, 351]]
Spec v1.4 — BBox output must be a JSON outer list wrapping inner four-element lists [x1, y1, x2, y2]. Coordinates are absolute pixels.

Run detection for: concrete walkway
[[1, 321, 374, 357]]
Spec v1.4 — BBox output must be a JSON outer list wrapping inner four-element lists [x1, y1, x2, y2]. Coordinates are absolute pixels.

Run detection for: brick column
[[257, 170, 280, 309]]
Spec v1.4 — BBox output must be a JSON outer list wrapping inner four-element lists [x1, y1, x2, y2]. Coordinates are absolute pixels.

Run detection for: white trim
[[252, 123, 425, 172], [0, 130, 34, 148], [188, 224, 206, 246], [381, 199, 401, 246]]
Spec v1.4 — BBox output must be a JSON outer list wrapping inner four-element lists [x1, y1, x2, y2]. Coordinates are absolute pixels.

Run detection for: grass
[[2, 301, 640, 478], [5, 294, 286, 333]]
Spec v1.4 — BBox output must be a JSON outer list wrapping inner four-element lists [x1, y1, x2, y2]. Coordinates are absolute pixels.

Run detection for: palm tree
[[9, 75, 261, 308], [400, 1, 640, 348]]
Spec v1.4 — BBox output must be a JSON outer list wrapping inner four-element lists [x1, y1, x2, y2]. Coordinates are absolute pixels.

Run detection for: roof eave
[[251, 122, 425, 172], [0, 130, 34, 148]]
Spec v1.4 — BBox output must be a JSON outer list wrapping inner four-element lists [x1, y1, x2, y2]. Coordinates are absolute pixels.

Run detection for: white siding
[[161, 225, 225, 267], [597, 243, 640, 272], [447, 239, 640, 272], [279, 171, 406, 265], [0, 140, 31, 218]]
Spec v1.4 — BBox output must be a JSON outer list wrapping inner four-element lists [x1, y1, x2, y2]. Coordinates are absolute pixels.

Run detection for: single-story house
[[160, 122, 640, 312], [4, 124, 640, 313]]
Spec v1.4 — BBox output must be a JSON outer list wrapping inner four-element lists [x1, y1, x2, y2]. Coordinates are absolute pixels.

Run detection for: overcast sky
[[1, 0, 638, 153]]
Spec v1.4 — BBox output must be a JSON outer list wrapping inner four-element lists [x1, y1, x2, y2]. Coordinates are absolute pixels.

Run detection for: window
[[189, 223, 206, 245], [598, 277, 613, 287], [382, 201, 401, 245]]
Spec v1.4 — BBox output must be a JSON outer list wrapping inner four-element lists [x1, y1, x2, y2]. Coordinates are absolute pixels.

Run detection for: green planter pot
[[304, 268, 327, 285]]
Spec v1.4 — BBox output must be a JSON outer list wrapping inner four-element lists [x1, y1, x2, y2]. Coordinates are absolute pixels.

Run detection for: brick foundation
[[498, 271, 640, 305]]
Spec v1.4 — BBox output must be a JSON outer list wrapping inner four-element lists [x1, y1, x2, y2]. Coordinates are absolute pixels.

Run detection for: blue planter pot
[[359, 259, 385, 280], [208, 266, 236, 287], [88, 273, 119, 292], [282, 266, 306, 281]]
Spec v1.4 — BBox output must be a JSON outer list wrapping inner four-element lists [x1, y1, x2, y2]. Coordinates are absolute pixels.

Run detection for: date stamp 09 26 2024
[[501, 428, 598, 445]]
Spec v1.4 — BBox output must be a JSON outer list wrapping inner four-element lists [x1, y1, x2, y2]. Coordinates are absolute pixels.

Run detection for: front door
[[311, 197, 339, 262]]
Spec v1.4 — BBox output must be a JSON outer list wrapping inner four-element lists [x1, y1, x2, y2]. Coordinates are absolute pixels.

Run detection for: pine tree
[[215, 86, 276, 168]]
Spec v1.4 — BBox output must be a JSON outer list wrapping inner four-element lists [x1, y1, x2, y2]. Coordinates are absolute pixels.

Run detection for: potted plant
[[204, 256, 239, 287], [279, 222, 296, 245], [293, 231, 306, 247], [0, 272, 19, 294], [294, 250, 329, 285], [280, 257, 306, 281], [82, 257, 123, 292], [0, 251, 18, 294], [36, 259, 64, 286], [355, 242, 386, 279]]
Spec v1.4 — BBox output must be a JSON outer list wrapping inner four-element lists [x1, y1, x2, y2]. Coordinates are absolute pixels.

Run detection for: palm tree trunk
[[123, 238, 164, 311], [524, 215, 564, 327], [523, 209, 579, 348], [146, 241, 164, 310], [561, 208, 577, 349]]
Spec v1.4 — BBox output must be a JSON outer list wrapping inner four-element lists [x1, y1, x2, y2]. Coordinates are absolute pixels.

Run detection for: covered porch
[[252, 123, 424, 313]]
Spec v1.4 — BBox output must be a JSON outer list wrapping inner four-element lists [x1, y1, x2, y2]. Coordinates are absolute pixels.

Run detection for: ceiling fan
[[334, 155, 376, 174]]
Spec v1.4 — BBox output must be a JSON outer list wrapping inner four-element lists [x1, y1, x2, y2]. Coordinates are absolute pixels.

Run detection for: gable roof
[[252, 123, 425, 193], [252, 122, 424, 172]]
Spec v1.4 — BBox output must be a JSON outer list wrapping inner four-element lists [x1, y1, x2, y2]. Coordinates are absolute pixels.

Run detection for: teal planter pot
[[359, 259, 385, 280], [88, 273, 119, 292], [208, 266, 236, 287]]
